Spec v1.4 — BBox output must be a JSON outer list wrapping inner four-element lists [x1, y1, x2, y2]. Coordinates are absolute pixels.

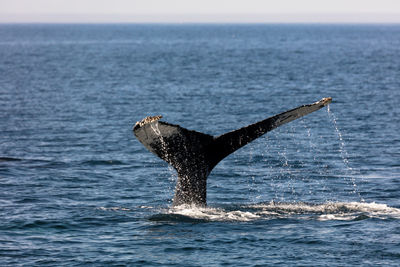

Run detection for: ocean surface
[[1, 24, 399, 266]]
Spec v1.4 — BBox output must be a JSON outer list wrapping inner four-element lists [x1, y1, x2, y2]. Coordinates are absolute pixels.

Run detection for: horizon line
[[1, 13, 400, 24]]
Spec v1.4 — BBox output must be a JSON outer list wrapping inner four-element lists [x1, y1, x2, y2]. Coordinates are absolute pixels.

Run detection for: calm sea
[[1, 24, 399, 266]]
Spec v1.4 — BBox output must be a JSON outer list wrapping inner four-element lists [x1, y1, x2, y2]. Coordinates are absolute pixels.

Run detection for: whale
[[133, 97, 332, 206]]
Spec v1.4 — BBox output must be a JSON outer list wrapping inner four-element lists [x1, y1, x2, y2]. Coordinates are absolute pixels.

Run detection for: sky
[[1, 0, 400, 23]]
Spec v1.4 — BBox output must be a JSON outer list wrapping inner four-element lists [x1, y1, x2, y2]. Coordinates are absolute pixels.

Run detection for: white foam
[[98, 202, 400, 222], [167, 205, 261, 222], [163, 202, 400, 222], [98, 207, 131, 211]]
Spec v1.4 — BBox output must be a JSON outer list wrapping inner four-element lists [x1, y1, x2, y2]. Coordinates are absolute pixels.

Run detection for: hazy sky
[[1, 0, 400, 23]]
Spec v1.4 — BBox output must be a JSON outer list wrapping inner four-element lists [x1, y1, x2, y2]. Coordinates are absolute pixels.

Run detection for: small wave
[[0, 157, 65, 167], [0, 157, 22, 162], [148, 202, 400, 222], [7, 220, 73, 230], [81, 160, 126, 166], [149, 213, 211, 223], [98, 207, 131, 211]]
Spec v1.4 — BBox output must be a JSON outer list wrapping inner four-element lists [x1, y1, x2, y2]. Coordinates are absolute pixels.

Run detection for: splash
[[148, 202, 400, 222], [167, 205, 260, 222], [326, 105, 363, 201], [327, 105, 352, 170], [150, 121, 171, 164], [301, 120, 334, 200], [98, 207, 131, 211], [150, 121, 177, 202]]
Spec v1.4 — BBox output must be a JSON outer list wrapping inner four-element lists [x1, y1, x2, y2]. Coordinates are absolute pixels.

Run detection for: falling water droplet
[[326, 105, 363, 201], [150, 122, 177, 201]]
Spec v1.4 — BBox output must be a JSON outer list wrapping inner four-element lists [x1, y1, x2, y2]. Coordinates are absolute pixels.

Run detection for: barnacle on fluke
[[134, 115, 163, 129]]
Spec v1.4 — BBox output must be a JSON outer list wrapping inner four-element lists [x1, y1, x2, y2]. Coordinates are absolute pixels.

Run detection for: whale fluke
[[133, 97, 332, 206]]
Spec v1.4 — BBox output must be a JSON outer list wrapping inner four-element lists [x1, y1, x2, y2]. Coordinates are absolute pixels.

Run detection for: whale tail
[[133, 97, 332, 206]]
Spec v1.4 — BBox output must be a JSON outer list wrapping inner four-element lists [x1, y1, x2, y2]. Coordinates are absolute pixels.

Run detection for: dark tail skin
[[133, 97, 332, 206]]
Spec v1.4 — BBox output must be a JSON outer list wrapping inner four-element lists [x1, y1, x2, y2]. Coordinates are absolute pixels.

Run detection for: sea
[[0, 24, 399, 266]]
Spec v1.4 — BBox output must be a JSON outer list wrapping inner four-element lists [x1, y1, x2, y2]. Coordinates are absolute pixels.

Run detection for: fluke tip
[[320, 97, 332, 106]]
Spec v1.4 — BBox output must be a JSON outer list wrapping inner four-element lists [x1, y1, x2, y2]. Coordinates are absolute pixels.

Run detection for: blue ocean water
[[1, 24, 399, 266]]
